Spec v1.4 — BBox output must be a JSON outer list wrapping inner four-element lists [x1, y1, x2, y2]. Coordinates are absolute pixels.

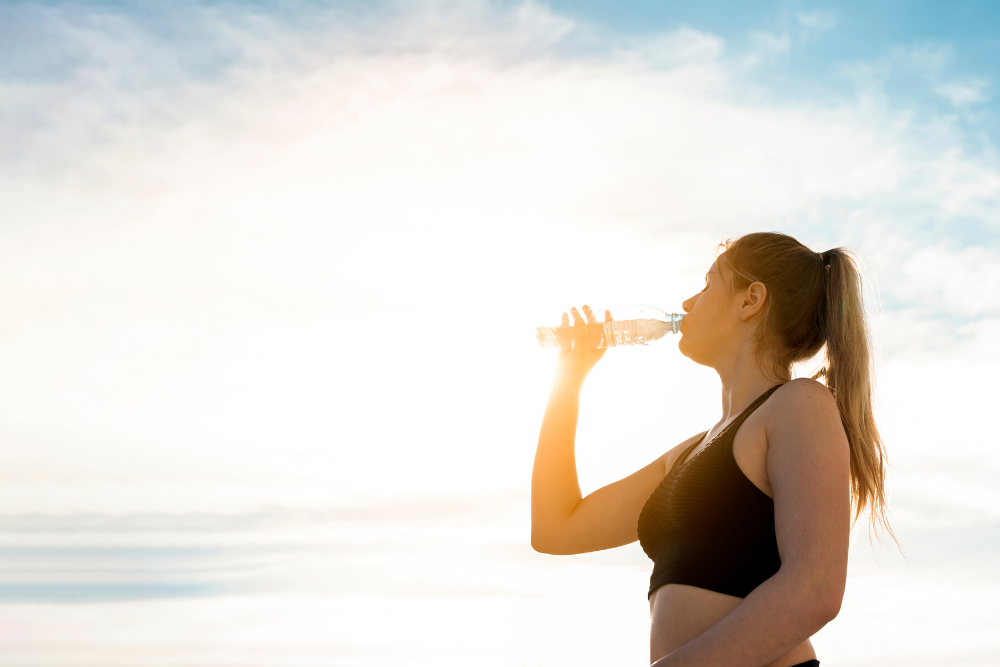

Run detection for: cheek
[[693, 292, 717, 316]]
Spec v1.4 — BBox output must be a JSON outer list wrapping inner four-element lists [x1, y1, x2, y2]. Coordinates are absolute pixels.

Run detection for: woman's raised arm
[[530, 305, 698, 555]]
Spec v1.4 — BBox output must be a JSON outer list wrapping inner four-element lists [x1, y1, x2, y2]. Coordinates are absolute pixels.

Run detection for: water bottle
[[536, 305, 684, 351]]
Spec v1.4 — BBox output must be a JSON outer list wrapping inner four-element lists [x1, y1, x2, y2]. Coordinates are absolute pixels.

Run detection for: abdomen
[[648, 584, 816, 666]]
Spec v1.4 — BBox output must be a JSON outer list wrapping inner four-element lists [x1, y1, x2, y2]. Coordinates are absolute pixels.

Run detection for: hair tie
[[819, 249, 833, 268]]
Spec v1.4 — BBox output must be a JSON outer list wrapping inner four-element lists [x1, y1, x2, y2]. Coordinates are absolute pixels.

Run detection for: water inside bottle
[[536, 317, 680, 350]]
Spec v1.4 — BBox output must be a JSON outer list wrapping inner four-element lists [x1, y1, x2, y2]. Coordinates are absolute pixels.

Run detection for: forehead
[[708, 254, 733, 287]]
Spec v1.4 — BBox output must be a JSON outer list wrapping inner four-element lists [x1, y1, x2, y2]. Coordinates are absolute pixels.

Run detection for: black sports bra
[[637, 385, 784, 599]]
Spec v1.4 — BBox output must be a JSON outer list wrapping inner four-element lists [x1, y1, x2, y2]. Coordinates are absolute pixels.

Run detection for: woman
[[531, 232, 892, 667]]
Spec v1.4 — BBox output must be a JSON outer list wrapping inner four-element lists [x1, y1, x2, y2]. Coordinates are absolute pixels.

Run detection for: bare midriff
[[649, 584, 816, 666]]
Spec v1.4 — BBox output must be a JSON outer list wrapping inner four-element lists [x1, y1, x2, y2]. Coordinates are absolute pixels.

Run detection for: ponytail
[[820, 249, 894, 542]]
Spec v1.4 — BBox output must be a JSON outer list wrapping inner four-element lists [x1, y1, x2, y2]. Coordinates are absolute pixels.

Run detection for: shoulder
[[770, 378, 838, 418], [766, 378, 847, 458]]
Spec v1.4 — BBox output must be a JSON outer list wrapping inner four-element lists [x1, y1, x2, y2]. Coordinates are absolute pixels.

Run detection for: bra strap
[[727, 383, 784, 435], [673, 384, 784, 472]]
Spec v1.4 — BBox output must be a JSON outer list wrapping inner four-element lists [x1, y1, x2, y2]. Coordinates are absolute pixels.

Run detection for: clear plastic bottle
[[536, 305, 684, 351]]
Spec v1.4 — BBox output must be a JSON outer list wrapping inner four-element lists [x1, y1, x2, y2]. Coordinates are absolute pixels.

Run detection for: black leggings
[[791, 661, 819, 667]]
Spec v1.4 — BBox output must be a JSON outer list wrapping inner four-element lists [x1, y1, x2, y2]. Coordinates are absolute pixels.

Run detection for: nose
[[682, 294, 697, 313]]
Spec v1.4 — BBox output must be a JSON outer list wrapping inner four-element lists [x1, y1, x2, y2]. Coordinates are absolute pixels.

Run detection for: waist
[[649, 584, 816, 666]]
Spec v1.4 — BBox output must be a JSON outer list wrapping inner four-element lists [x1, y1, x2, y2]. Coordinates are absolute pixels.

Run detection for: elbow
[[803, 578, 844, 631], [530, 530, 547, 553], [530, 537, 550, 554], [783, 568, 844, 632], [817, 591, 843, 626], [530, 527, 570, 555], [530, 530, 558, 555], [794, 594, 841, 638], [817, 570, 846, 625]]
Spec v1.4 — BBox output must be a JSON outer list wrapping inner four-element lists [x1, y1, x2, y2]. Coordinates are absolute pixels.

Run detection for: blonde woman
[[531, 232, 891, 667]]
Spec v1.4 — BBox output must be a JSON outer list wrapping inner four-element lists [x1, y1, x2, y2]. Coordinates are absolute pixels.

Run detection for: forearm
[[651, 571, 837, 667], [531, 377, 585, 546]]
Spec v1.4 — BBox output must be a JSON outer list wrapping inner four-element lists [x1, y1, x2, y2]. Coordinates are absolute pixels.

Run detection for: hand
[[553, 305, 613, 386]]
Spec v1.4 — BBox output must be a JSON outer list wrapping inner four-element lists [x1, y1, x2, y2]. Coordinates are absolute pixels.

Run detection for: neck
[[714, 341, 786, 419]]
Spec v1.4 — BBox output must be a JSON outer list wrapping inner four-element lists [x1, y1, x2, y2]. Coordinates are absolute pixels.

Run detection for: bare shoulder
[[766, 378, 847, 456], [770, 378, 839, 419]]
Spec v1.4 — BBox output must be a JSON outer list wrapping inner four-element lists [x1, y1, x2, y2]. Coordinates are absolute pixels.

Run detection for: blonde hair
[[723, 232, 894, 543]]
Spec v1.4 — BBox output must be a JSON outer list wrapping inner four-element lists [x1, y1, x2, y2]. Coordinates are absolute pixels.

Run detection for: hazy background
[[1, 1, 998, 665]]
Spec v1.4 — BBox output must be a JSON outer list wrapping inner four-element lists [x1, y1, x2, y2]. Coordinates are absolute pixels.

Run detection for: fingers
[[556, 303, 610, 362], [569, 307, 586, 350], [556, 311, 573, 353], [565, 305, 607, 350], [585, 305, 607, 349]]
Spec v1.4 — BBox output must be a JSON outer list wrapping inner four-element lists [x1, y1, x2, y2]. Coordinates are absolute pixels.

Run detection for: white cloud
[[902, 42, 954, 75], [2, 2, 1000, 664], [796, 10, 837, 32], [934, 78, 989, 106], [743, 30, 791, 67], [2, 0, 1000, 511], [859, 43, 992, 108], [896, 244, 1000, 318], [616, 27, 725, 68], [796, 9, 838, 41]]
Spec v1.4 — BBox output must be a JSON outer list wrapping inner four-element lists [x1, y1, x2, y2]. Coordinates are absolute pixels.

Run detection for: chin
[[677, 336, 714, 368], [677, 334, 697, 362]]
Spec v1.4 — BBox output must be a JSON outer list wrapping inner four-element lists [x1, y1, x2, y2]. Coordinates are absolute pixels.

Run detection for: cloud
[[934, 78, 989, 106], [893, 244, 1000, 318], [0, 582, 227, 603], [2, 0, 1000, 518], [0, 5, 998, 663], [743, 30, 791, 67], [796, 10, 837, 32], [0, 491, 528, 534], [615, 27, 725, 68], [796, 9, 837, 41], [841, 42, 993, 110]]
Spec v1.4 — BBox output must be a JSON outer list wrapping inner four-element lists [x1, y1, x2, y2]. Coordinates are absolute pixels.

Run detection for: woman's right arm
[[530, 305, 698, 555]]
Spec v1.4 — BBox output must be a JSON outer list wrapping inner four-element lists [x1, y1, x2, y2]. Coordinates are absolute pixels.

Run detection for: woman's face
[[677, 255, 743, 367]]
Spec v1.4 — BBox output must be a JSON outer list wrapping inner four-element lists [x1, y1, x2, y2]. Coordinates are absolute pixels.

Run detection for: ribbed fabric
[[637, 385, 784, 599]]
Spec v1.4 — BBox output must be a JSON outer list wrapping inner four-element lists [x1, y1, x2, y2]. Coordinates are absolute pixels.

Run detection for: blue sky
[[542, 0, 1000, 161], [1, 1, 999, 665]]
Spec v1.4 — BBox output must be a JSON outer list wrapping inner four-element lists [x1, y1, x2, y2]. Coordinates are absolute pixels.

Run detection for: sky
[[1, 1, 999, 665]]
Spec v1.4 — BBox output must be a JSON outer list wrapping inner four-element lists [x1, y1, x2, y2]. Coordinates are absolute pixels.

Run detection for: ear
[[739, 281, 767, 320]]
